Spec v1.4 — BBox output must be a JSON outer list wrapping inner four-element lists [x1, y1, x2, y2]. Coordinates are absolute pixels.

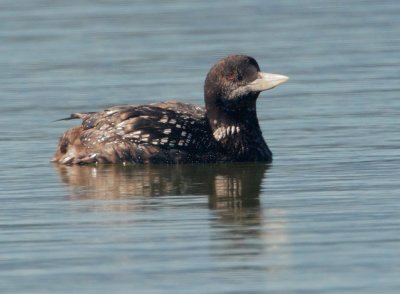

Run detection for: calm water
[[1, 0, 400, 292]]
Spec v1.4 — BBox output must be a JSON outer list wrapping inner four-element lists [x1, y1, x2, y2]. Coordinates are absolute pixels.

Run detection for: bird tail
[[54, 112, 95, 122]]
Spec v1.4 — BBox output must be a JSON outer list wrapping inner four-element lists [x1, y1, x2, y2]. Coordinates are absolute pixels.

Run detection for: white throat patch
[[213, 125, 241, 141]]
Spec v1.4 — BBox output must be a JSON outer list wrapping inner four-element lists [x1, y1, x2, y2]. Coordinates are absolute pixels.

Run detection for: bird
[[53, 55, 288, 165]]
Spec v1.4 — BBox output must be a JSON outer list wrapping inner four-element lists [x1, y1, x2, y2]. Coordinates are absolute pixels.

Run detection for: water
[[1, 0, 399, 292]]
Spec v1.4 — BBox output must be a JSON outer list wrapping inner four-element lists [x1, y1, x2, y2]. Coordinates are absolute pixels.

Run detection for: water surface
[[1, 0, 400, 293]]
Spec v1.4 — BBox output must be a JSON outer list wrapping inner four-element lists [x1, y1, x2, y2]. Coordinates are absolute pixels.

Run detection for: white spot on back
[[159, 116, 169, 123], [63, 156, 72, 164]]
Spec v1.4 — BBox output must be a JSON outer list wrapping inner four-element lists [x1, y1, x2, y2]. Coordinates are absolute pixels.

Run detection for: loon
[[53, 55, 288, 165]]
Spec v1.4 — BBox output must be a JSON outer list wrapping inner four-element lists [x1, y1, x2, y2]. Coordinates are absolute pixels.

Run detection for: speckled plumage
[[53, 55, 288, 165]]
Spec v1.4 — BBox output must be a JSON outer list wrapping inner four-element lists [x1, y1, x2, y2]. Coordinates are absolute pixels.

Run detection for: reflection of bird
[[57, 164, 204, 199], [55, 163, 269, 207], [53, 55, 288, 164]]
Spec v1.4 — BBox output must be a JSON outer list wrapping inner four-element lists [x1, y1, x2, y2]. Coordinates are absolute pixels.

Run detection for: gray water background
[[1, 0, 399, 292]]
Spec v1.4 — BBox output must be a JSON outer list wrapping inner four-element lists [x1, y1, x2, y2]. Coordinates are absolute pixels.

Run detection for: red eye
[[227, 73, 236, 80], [226, 72, 243, 81]]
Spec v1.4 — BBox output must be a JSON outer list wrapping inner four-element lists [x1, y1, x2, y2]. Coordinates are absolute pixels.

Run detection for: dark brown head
[[204, 55, 288, 112], [204, 55, 288, 135]]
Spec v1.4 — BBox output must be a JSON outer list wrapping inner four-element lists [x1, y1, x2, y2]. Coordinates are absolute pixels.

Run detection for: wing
[[54, 101, 219, 164]]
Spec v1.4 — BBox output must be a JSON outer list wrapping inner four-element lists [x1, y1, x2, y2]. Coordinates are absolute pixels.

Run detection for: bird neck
[[205, 101, 272, 162]]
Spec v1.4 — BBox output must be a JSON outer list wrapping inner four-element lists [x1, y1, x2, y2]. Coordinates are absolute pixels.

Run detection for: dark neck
[[205, 99, 272, 162]]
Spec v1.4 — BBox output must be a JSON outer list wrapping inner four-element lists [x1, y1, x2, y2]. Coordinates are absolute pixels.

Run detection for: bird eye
[[226, 72, 242, 81], [227, 73, 236, 80]]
